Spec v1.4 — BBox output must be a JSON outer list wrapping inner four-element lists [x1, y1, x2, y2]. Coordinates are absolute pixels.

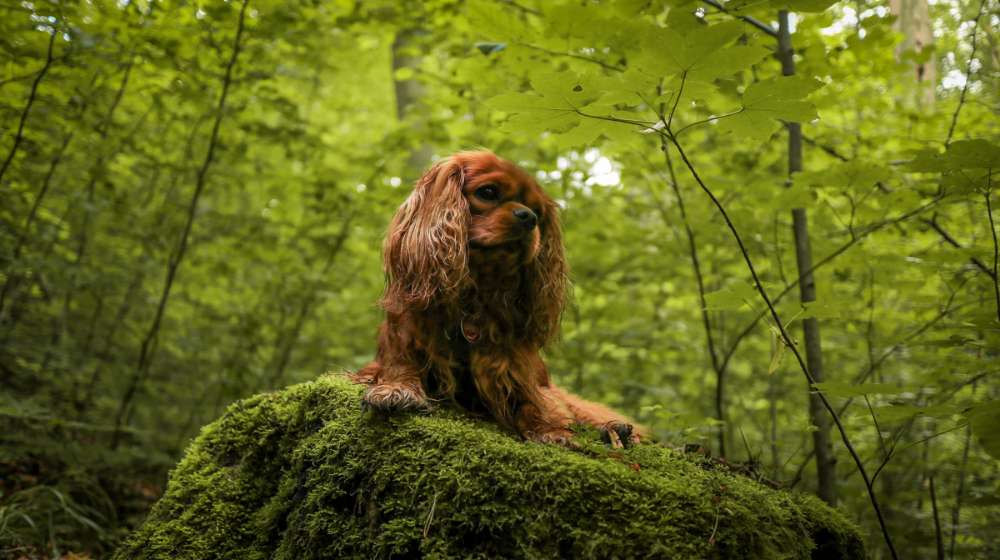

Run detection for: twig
[[673, 108, 744, 137], [700, 0, 778, 38], [662, 141, 724, 455], [111, 0, 251, 448], [717, 195, 944, 375], [663, 129, 898, 560], [801, 134, 849, 162], [667, 71, 687, 130], [986, 170, 1000, 322], [0, 28, 57, 185], [516, 43, 625, 73], [949, 399, 974, 558], [931, 475, 945, 560], [921, 217, 997, 280], [945, 0, 988, 146]]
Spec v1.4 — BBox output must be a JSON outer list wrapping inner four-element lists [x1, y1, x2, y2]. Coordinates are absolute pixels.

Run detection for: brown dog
[[354, 150, 643, 445]]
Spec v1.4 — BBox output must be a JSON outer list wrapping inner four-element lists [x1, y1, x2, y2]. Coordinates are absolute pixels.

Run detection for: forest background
[[0, 0, 997, 558]]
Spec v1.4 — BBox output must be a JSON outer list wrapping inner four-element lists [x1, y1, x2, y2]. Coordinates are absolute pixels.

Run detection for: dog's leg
[[546, 384, 645, 446], [469, 349, 575, 444], [355, 360, 431, 412]]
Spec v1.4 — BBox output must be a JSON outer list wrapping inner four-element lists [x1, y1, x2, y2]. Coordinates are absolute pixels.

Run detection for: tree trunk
[[392, 28, 433, 173], [110, 0, 250, 448], [889, 0, 936, 107], [778, 10, 837, 506]]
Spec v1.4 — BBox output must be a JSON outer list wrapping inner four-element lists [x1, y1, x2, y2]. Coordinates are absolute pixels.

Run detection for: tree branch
[[111, 0, 251, 449], [663, 128, 898, 560], [700, 0, 778, 38], [920, 217, 997, 280], [516, 43, 625, 73], [945, 0, 988, 146], [986, 170, 1000, 322], [0, 28, 57, 186]]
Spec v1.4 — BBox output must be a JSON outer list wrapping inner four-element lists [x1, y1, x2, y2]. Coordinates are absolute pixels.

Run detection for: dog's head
[[382, 150, 567, 342]]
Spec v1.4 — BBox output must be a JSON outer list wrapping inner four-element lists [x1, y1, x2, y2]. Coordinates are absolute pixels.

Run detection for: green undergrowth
[[114, 374, 864, 559]]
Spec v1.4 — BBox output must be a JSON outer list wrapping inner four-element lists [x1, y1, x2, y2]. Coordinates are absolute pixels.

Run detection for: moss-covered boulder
[[116, 374, 863, 559]]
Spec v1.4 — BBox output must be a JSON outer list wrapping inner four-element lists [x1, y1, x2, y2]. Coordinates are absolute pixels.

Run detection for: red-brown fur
[[354, 150, 644, 444]]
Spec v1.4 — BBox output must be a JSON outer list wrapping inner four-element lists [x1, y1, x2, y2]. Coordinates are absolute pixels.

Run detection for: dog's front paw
[[601, 420, 639, 448], [361, 382, 431, 413], [525, 427, 576, 446]]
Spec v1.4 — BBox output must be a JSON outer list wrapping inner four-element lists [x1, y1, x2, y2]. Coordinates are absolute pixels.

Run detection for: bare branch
[[664, 128, 898, 559], [111, 0, 252, 449], [700, 0, 778, 38], [945, 0, 988, 146], [986, 170, 1000, 322], [0, 28, 57, 185]]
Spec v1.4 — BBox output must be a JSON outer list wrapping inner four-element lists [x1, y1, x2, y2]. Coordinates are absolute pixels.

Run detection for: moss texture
[[115, 374, 864, 559]]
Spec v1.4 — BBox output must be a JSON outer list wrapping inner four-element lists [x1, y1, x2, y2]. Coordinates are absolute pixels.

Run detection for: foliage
[[115, 374, 864, 559], [0, 0, 997, 558]]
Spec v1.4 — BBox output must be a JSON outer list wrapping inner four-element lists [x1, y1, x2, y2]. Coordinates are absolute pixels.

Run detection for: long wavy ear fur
[[382, 158, 469, 312], [524, 197, 568, 346]]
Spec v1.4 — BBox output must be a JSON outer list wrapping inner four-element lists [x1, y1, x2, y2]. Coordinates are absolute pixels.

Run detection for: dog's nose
[[513, 208, 537, 230]]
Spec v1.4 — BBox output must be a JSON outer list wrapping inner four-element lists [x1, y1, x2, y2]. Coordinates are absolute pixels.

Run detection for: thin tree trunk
[[948, 422, 972, 558], [392, 28, 433, 172], [76, 272, 143, 415], [0, 28, 56, 185], [930, 475, 945, 560], [110, 0, 250, 448], [266, 214, 353, 388], [48, 61, 134, 383], [778, 10, 836, 506], [0, 131, 75, 321], [889, 0, 936, 107]]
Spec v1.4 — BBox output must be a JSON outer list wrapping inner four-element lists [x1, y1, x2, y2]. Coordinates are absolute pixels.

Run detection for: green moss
[[115, 375, 864, 559]]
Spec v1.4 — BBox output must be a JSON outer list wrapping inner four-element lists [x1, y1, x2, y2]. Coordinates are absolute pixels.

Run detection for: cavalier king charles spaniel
[[354, 150, 643, 446]]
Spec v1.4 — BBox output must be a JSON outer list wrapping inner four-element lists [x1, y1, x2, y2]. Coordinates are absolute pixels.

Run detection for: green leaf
[[875, 403, 962, 423], [635, 21, 754, 79], [704, 283, 758, 311], [717, 76, 823, 140], [966, 401, 1000, 461], [905, 139, 1000, 172], [796, 160, 891, 190]]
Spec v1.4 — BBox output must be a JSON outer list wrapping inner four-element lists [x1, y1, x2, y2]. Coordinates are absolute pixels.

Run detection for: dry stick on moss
[[110, 0, 251, 449], [661, 130, 899, 559], [0, 27, 56, 186], [945, 0, 988, 146]]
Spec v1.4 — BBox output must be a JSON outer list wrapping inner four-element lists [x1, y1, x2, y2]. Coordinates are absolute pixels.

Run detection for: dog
[[353, 150, 643, 446]]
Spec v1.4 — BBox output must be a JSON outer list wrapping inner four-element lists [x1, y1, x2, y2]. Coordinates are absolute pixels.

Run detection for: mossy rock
[[115, 374, 864, 559]]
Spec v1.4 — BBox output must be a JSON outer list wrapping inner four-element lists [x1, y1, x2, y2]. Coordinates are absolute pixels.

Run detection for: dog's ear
[[383, 158, 469, 311], [524, 196, 568, 346]]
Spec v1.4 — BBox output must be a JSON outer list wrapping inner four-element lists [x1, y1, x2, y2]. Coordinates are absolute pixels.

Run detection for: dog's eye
[[474, 184, 500, 201]]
